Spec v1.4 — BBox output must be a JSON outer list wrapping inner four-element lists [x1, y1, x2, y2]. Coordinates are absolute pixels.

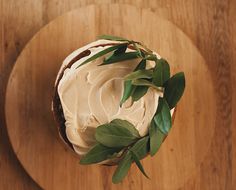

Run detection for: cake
[[52, 35, 185, 183]]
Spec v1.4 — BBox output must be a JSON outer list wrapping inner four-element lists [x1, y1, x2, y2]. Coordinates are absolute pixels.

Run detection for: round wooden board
[[5, 4, 216, 190]]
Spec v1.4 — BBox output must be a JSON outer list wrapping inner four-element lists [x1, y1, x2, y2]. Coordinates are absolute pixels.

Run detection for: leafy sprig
[[79, 35, 186, 184]]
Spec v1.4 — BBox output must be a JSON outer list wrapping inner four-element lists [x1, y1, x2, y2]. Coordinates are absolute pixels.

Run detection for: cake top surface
[[57, 39, 167, 155]]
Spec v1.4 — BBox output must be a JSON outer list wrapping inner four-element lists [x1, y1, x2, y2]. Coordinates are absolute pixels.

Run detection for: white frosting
[[56, 40, 174, 157]]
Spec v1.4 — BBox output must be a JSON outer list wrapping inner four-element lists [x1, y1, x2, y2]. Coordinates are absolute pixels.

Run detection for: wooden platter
[[5, 4, 216, 190]]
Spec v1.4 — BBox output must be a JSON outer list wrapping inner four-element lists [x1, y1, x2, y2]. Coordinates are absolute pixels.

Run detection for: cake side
[[52, 50, 90, 149]]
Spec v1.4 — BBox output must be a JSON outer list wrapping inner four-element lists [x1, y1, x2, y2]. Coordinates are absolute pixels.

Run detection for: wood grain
[[1, 1, 235, 190], [5, 4, 215, 190]]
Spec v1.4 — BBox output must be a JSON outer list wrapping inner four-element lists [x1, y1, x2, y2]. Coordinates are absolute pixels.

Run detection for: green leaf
[[153, 58, 170, 86], [102, 52, 140, 65], [98, 34, 129, 41], [112, 151, 132, 184], [154, 97, 171, 134], [149, 120, 166, 156], [120, 80, 135, 105], [164, 72, 185, 109], [130, 150, 149, 178], [130, 136, 149, 160], [111, 119, 140, 138], [79, 143, 122, 164], [107, 151, 123, 159], [120, 59, 147, 105], [132, 79, 162, 92], [77, 43, 128, 68], [124, 69, 153, 80], [95, 124, 138, 147], [104, 44, 128, 62], [132, 86, 149, 102], [135, 59, 146, 70], [114, 44, 128, 55]]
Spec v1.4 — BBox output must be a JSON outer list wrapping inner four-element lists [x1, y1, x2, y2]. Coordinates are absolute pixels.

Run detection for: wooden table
[[1, 1, 235, 189]]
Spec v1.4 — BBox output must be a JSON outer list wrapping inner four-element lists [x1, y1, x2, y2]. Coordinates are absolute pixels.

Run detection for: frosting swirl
[[57, 40, 166, 157]]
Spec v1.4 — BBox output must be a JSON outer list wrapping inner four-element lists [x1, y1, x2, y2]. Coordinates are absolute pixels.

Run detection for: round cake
[[52, 35, 185, 183]]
